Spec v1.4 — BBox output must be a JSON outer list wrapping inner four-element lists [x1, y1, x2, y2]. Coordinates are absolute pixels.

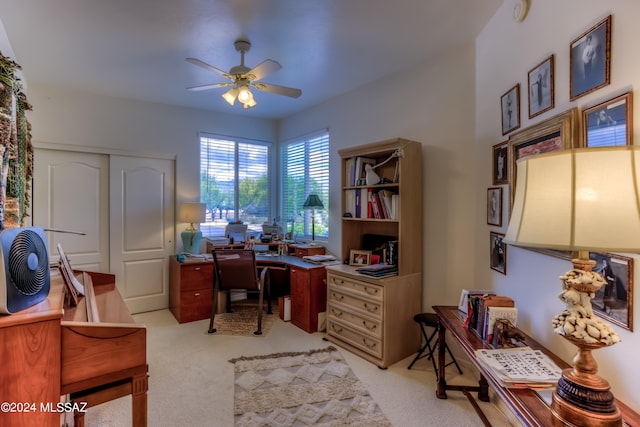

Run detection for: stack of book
[[475, 347, 562, 389], [355, 263, 398, 278], [464, 294, 517, 343]]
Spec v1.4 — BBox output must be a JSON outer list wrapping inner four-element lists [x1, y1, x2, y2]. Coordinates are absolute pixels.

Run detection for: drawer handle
[[331, 292, 344, 301], [331, 308, 343, 317], [333, 278, 344, 285], [194, 292, 201, 297], [363, 303, 378, 313], [362, 338, 377, 349], [364, 287, 378, 296], [362, 321, 377, 331], [331, 324, 343, 333], [194, 267, 201, 271]]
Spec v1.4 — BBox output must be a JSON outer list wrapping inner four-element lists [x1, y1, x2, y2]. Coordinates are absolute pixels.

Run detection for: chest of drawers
[[169, 257, 214, 323]]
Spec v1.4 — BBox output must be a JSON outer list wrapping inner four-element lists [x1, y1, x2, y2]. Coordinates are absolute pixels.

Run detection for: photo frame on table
[[582, 91, 633, 147], [349, 249, 371, 266], [489, 232, 506, 275], [501, 84, 520, 135], [589, 252, 634, 331], [507, 108, 580, 261], [492, 141, 508, 185], [487, 187, 502, 227], [570, 15, 612, 101], [528, 54, 554, 118]]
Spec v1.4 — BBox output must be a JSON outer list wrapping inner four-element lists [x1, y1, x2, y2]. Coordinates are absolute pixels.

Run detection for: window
[[200, 134, 272, 239], [280, 130, 329, 241]]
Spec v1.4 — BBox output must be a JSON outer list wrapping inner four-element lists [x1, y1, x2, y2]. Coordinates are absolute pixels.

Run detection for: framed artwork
[[349, 249, 371, 266], [501, 84, 520, 135], [582, 91, 633, 147], [492, 141, 508, 185], [570, 15, 612, 101], [528, 54, 554, 118], [590, 252, 633, 331], [487, 187, 502, 226], [489, 232, 506, 275]]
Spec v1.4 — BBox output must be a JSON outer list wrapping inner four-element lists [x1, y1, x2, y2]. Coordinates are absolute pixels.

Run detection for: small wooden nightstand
[[169, 257, 214, 323], [289, 244, 325, 258]]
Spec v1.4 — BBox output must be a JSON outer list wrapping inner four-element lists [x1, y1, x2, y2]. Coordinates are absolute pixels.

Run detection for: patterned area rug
[[212, 302, 278, 336], [229, 346, 392, 426]]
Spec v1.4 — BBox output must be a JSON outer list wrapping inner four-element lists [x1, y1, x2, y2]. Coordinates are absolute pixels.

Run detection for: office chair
[[209, 249, 270, 335]]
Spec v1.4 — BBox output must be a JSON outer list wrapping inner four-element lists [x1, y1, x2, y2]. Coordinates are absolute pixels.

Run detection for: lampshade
[[222, 87, 239, 106], [303, 194, 324, 210], [179, 202, 206, 225], [504, 146, 640, 252]]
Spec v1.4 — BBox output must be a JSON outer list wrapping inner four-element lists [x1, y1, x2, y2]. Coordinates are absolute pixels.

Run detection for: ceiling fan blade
[[186, 82, 232, 92], [186, 58, 230, 78], [247, 59, 282, 81], [254, 82, 302, 98]]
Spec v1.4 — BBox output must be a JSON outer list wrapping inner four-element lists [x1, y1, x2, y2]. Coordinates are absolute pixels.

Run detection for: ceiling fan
[[186, 39, 302, 109]]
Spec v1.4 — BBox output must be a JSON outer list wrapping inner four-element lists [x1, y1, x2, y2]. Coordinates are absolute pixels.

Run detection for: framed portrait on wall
[[528, 54, 554, 118], [501, 84, 520, 135], [489, 232, 506, 275], [582, 91, 633, 147], [487, 187, 502, 226], [492, 141, 508, 185], [570, 15, 611, 100], [589, 252, 633, 331]]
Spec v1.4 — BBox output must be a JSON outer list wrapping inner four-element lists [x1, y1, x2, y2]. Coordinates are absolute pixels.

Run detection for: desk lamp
[[303, 194, 324, 244], [179, 202, 206, 254], [504, 146, 640, 426]]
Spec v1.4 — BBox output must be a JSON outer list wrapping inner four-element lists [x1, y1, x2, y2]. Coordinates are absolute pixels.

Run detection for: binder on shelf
[[345, 157, 356, 186]]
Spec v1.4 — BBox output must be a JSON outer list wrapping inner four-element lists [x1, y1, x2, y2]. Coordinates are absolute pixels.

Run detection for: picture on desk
[[349, 249, 371, 266]]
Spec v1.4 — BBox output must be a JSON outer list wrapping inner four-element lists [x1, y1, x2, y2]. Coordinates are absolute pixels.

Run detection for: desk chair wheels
[[408, 313, 463, 378]]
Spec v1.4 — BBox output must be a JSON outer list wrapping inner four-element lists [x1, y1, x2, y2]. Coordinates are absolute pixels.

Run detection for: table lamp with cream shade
[[504, 146, 640, 426], [179, 202, 206, 254]]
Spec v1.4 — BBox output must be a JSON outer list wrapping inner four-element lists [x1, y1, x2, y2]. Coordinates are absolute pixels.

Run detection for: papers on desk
[[355, 264, 398, 278], [475, 346, 562, 389]]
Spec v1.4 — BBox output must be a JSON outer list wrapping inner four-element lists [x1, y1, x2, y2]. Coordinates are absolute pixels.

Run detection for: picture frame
[[489, 232, 506, 275], [582, 91, 633, 147], [492, 141, 508, 185], [501, 84, 520, 135], [590, 252, 634, 331], [528, 54, 554, 118], [349, 249, 372, 266], [507, 108, 580, 260], [570, 15, 612, 101], [487, 187, 502, 227]]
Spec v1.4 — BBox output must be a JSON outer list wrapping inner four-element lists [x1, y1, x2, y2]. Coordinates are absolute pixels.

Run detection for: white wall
[[24, 83, 276, 251], [475, 0, 640, 410], [279, 43, 479, 311]]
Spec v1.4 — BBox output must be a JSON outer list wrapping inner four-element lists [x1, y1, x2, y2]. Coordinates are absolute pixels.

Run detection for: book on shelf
[[475, 346, 562, 389], [354, 156, 376, 185], [345, 157, 356, 186], [485, 306, 518, 344], [464, 293, 494, 329], [458, 289, 493, 313], [476, 295, 515, 340], [355, 263, 398, 278], [344, 189, 356, 217]]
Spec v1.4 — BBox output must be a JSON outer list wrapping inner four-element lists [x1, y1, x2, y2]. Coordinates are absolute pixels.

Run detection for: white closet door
[[109, 155, 174, 314], [33, 149, 109, 272]]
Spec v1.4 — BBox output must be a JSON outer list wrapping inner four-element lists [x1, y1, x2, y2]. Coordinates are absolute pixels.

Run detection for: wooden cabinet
[[326, 138, 423, 368], [290, 265, 327, 333], [289, 244, 326, 258], [169, 257, 214, 323]]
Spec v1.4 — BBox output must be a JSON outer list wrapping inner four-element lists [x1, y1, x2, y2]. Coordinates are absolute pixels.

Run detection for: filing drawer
[[326, 318, 383, 359], [327, 274, 383, 301]]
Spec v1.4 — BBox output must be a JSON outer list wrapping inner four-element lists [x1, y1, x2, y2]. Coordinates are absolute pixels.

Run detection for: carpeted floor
[[84, 309, 517, 426], [230, 346, 391, 426]]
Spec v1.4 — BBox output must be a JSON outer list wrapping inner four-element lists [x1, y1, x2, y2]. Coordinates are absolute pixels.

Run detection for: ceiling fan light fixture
[[222, 87, 238, 106], [242, 98, 257, 109], [237, 86, 253, 103]]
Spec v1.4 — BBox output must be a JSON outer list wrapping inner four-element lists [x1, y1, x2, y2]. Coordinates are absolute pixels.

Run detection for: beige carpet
[[230, 346, 391, 426], [212, 302, 278, 336]]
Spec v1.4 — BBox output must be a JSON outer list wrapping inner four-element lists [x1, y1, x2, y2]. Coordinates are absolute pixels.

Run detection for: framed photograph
[[349, 249, 372, 266], [582, 91, 633, 147], [489, 232, 506, 275], [570, 15, 612, 101], [487, 187, 502, 226], [501, 84, 520, 135], [590, 252, 633, 331], [528, 54, 554, 118], [492, 141, 508, 185]]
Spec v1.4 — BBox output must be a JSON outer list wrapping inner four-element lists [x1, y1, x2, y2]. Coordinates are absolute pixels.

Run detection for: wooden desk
[[432, 306, 640, 427]]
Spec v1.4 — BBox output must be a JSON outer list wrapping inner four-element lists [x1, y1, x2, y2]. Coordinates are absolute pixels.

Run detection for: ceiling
[[0, 0, 503, 120]]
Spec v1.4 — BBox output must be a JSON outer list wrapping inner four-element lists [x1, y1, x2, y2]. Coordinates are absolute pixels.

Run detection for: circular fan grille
[[8, 229, 48, 295]]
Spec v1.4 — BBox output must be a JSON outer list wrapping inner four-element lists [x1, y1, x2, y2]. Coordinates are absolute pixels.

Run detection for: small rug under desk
[[229, 346, 391, 426], [211, 302, 278, 337]]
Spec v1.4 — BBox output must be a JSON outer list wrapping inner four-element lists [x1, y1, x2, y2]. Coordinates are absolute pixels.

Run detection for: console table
[[432, 306, 640, 427]]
